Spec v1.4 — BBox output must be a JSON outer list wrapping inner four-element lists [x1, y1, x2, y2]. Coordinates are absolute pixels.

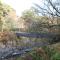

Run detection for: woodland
[[0, 0, 60, 60]]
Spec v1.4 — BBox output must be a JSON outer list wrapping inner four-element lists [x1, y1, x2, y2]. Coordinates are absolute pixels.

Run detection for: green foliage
[[0, 0, 17, 31], [14, 46, 60, 60], [21, 9, 36, 20], [21, 9, 49, 33], [16, 57, 24, 60], [29, 51, 44, 60], [0, 2, 9, 31], [51, 52, 60, 60]]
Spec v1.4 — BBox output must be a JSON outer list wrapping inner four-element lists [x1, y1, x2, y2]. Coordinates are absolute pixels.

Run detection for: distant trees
[[20, 9, 48, 33], [21, 9, 36, 21], [20, 9, 38, 32]]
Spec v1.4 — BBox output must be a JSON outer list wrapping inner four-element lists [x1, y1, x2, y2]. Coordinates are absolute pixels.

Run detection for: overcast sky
[[4, 0, 42, 16]]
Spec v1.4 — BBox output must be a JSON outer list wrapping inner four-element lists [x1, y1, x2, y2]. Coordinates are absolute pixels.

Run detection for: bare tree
[[33, 0, 60, 17], [33, 0, 60, 42]]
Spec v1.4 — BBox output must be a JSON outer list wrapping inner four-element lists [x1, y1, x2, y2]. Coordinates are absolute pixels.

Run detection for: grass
[[15, 44, 60, 60]]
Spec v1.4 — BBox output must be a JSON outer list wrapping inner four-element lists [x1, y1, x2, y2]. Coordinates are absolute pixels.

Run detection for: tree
[[33, 0, 60, 25], [33, 0, 60, 33], [0, 1, 11, 31], [21, 9, 37, 21], [33, 0, 60, 17], [0, 1, 18, 31], [20, 9, 38, 31], [20, 9, 49, 33]]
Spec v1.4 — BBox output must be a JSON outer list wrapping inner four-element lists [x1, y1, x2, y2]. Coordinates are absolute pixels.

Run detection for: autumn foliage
[[0, 31, 17, 47]]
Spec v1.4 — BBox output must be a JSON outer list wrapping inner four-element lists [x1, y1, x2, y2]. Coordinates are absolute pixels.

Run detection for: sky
[[4, 0, 42, 16]]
